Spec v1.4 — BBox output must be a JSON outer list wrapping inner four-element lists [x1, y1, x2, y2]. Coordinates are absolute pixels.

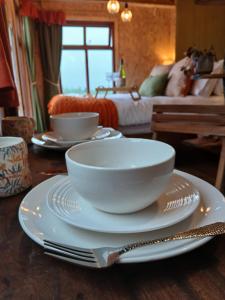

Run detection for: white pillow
[[165, 57, 193, 97], [213, 60, 224, 96], [191, 60, 223, 97], [168, 57, 190, 78], [150, 64, 173, 77], [214, 80, 223, 96]]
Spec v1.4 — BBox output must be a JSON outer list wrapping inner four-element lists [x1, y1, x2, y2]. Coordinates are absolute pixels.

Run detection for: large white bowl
[[50, 112, 99, 141], [65, 138, 175, 214]]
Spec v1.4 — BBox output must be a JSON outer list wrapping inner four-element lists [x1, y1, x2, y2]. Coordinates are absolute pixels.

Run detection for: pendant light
[[121, 2, 132, 22], [107, 0, 120, 14]]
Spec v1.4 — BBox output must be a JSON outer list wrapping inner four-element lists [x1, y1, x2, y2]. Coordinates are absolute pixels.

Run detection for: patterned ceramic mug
[[0, 137, 32, 197], [2, 116, 35, 144]]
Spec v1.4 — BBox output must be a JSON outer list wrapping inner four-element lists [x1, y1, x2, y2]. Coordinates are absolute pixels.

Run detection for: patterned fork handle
[[117, 222, 225, 257]]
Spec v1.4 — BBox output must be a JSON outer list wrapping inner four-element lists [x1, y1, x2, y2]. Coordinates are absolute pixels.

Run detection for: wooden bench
[[151, 104, 225, 191]]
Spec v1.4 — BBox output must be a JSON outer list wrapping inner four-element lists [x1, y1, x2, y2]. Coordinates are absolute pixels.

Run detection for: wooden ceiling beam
[[195, 0, 225, 4], [40, 0, 175, 6], [108, 0, 174, 4]]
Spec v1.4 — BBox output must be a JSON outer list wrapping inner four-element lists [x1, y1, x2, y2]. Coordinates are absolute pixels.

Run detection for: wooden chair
[[151, 104, 225, 191]]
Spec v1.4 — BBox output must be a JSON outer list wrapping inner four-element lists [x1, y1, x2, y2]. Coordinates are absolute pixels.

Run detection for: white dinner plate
[[32, 128, 123, 150], [18, 170, 225, 264], [47, 174, 200, 234]]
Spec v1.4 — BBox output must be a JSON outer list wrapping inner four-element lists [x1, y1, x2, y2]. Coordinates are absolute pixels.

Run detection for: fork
[[43, 222, 225, 268]]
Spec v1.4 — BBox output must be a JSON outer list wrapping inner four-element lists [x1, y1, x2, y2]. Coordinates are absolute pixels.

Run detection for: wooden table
[[95, 86, 141, 101], [1, 145, 225, 299]]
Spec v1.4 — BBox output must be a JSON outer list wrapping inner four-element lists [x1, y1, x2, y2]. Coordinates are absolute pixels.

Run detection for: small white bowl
[[65, 138, 175, 214], [50, 112, 99, 141]]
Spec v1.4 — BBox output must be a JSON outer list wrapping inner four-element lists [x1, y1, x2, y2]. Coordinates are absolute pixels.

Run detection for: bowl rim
[[0, 136, 24, 148], [50, 112, 99, 120], [65, 138, 175, 172]]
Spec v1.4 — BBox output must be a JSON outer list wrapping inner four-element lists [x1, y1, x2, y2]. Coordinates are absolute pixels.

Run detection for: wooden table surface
[[1, 144, 225, 300]]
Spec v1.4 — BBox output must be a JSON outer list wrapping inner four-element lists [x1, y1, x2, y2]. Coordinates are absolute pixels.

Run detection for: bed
[[48, 94, 225, 135], [108, 94, 225, 135]]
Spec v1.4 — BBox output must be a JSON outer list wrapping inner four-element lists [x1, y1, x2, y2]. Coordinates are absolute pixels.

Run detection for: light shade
[[107, 0, 120, 14], [121, 3, 132, 22]]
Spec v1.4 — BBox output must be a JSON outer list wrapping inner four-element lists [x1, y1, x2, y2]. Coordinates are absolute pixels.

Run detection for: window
[[61, 22, 115, 95]]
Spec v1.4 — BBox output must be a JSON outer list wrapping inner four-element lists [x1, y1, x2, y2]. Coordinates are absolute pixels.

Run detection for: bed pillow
[[191, 60, 223, 97], [214, 80, 223, 96], [150, 64, 173, 77], [165, 57, 193, 97], [213, 60, 224, 96], [168, 57, 191, 78], [139, 73, 168, 97]]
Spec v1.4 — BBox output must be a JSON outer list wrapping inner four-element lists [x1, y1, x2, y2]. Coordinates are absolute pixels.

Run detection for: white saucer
[[47, 174, 200, 234], [31, 135, 69, 150], [18, 170, 225, 264], [42, 127, 112, 145], [32, 128, 123, 150]]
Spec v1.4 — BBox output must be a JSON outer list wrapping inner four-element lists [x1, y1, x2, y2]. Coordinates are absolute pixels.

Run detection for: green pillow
[[139, 73, 168, 97]]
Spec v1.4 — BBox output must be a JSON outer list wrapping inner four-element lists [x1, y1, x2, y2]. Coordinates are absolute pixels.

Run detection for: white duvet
[[108, 94, 153, 126], [108, 94, 224, 126]]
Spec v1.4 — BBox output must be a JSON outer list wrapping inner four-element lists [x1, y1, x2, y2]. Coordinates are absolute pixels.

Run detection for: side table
[[95, 86, 141, 101]]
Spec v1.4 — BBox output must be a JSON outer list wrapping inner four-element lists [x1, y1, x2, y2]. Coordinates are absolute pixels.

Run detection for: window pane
[[86, 27, 110, 46], [60, 50, 86, 95], [88, 50, 113, 94], [62, 27, 84, 45]]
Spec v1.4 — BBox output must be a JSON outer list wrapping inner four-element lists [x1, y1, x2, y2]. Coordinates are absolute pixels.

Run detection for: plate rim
[[31, 136, 68, 150]]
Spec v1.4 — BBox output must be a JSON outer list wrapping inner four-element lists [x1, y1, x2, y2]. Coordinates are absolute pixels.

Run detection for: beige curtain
[[4, 0, 33, 117], [0, 0, 18, 116], [18, 0, 65, 128]]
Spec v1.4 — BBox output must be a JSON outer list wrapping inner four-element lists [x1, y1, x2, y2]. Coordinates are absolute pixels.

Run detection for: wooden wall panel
[[176, 0, 225, 60], [38, 1, 176, 87]]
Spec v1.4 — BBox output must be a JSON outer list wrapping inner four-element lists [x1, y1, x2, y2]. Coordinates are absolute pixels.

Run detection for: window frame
[[61, 21, 115, 94]]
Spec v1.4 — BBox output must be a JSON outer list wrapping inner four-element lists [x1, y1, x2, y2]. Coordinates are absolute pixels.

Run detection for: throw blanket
[[48, 95, 119, 129]]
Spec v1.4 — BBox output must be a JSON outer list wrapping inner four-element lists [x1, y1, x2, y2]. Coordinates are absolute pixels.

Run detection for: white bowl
[[50, 112, 99, 141], [65, 138, 175, 214]]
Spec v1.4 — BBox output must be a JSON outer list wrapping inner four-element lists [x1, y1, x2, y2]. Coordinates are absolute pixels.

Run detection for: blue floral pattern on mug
[[0, 137, 32, 197]]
